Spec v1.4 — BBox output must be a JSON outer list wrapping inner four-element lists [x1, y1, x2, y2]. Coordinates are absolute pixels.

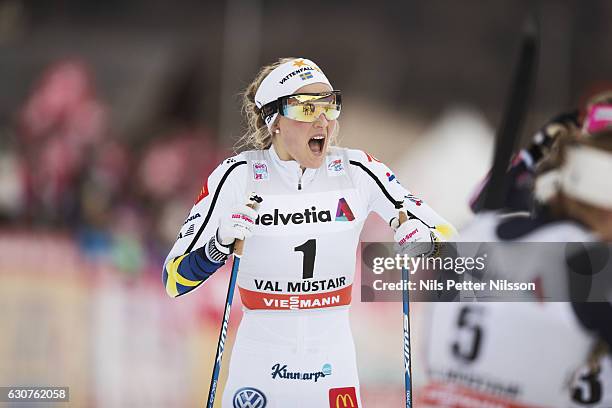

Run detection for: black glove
[[528, 109, 580, 162]]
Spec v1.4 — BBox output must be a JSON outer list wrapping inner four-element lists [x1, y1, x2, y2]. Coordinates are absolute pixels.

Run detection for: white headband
[[535, 144, 612, 209], [254, 58, 332, 129]]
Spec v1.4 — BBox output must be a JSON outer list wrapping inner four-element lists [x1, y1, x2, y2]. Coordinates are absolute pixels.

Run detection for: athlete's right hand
[[217, 204, 259, 245]]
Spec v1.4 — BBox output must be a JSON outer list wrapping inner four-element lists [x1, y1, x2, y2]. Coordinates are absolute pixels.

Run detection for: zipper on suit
[[297, 169, 303, 190]]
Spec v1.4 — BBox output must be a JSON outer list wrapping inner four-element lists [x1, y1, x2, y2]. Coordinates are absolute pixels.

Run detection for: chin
[[297, 146, 328, 168], [302, 161, 321, 169]]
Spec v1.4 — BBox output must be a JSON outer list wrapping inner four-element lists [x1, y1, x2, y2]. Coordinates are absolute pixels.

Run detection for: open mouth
[[308, 134, 326, 155]]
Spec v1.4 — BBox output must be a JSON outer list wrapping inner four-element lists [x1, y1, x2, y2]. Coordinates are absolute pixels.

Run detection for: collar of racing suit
[[268, 144, 319, 190]]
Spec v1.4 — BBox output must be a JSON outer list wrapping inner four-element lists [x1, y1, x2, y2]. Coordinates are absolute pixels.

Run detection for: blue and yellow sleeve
[[163, 247, 225, 297]]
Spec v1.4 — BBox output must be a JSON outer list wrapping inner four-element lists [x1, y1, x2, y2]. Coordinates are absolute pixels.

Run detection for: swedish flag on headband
[[299, 71, 314, 80]]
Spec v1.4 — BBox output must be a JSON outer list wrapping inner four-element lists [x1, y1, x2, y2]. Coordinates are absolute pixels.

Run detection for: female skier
[[162, 57, 455, 407], [417, 129, 612, 408], [469, 90, 612, 214]]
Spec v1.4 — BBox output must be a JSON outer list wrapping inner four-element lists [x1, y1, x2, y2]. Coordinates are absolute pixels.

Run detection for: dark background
[[2, 0, 611, 144], [1, 2, 611, 405]]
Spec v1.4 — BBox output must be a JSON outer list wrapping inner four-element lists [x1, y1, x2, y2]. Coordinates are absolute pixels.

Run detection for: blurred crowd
[[0, 58, 225, 276], [2, 57, 611, 280]]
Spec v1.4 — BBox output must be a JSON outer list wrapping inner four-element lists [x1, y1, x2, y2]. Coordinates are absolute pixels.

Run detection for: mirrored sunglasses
[[261, 91, 342, 123]]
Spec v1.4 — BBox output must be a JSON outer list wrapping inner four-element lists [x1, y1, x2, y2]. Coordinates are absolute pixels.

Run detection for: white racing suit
[[163, 145, 454, 407], [417, 212, 612, 408]]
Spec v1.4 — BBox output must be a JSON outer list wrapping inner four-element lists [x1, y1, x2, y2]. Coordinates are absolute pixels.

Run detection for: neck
[[272, 139, 305, 171], [272, 139, 291, 160]]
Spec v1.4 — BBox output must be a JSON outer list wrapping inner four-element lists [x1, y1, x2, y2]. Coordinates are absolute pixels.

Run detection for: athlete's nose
[[313, 113, 328, 129]]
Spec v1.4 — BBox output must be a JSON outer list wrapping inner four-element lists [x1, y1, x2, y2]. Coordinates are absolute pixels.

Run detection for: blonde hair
[[235, 57, 340, 152]]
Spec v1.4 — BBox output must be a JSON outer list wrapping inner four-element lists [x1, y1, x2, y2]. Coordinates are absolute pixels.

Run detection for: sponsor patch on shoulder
[[364, 151, 381, 163], [176, 224, 195, 240], [195, 182, 209, 204], [252, 160, 270, 181], [405, 193, 423, 206], [386, 171, 401, 185], [326, 155, 345, 176]]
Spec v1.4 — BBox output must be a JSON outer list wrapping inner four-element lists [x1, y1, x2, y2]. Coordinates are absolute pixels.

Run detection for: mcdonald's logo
[[328, 387, 359, 408], [336, 394, 355, 408]]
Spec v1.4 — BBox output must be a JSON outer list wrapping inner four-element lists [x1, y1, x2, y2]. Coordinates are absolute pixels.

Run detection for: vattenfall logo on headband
[[279, 66, 316, 85], [255, 199, 355, 226]]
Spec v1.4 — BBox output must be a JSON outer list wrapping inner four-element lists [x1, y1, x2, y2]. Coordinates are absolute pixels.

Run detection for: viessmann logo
[[255, 198, 354, 226]]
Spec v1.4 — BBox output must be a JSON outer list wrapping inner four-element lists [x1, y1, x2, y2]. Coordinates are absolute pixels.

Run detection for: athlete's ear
[[273, 128, 280, 134]]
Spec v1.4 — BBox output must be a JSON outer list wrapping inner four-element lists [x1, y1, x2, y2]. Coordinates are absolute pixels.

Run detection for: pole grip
[[233, 202, 257, 256]]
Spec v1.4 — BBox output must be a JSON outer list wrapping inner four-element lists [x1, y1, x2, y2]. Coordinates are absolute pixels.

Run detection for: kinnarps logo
[[256, 199, 354, 226], [270, 363, 331, 382]]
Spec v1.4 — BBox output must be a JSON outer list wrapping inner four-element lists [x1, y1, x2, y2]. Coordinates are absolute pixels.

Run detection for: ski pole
[[206, 195, 261, 408], [398, 210, 413, 408]]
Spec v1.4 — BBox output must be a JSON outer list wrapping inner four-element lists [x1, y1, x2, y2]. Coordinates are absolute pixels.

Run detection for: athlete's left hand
[[528, 109, 580, 162], [393, 217, 435, 257]]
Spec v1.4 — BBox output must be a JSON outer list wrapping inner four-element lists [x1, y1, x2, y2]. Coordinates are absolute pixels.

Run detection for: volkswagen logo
[[233, 387, 267, 408]]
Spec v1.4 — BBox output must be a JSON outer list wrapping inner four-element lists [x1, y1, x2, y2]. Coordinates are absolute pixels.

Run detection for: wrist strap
[[205, 231, 233, 263]]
